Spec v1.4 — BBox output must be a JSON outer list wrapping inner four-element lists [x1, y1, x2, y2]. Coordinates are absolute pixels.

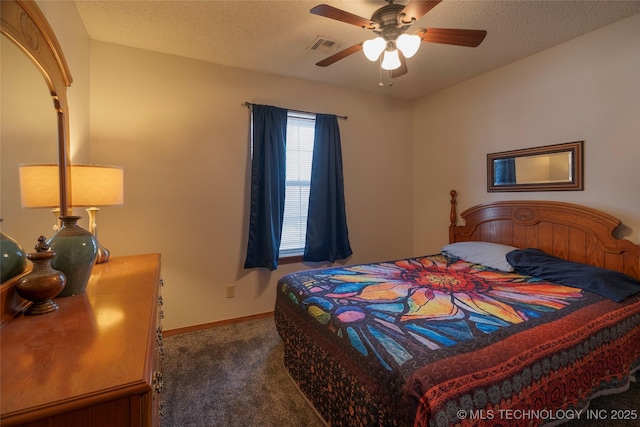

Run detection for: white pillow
[[441, 241, 519, 272]]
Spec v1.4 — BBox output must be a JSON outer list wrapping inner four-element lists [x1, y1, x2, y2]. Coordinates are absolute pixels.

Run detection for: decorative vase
[[0, 219, 27, 283], [16, 236, 66, 315], [46, 216, 97, 297]]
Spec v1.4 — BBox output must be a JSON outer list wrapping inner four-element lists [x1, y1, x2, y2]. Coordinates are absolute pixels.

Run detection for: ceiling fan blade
[[310, 4, 377, 29], [316, 43, 364, 67], [418, 28, 487, 47], [391, 52, 408, 78], [399, 0, 442, 24]]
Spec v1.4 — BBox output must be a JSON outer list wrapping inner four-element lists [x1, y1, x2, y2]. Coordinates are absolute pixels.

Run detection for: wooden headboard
[[448, 190, 640, 280]]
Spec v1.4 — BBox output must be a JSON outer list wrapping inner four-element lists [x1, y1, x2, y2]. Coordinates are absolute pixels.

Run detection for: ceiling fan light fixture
[[396, 33, 421, 58], [310, 2, 488, 79], [363, 36, 386, 61], [381, 49, 401, 70]]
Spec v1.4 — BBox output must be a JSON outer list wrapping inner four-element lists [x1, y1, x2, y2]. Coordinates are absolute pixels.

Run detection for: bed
[[274, 191, 640, 427]]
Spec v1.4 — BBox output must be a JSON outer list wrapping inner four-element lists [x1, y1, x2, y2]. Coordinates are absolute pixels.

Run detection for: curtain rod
[[243, 102, 348, 120]]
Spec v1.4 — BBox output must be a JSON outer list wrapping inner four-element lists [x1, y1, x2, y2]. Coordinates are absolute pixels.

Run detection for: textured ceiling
[[74, 0, 640, 101]]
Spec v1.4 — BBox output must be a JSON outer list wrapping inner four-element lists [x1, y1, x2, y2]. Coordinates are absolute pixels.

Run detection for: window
[[280, 112, 315, 257], [245, 104, 351, 270]]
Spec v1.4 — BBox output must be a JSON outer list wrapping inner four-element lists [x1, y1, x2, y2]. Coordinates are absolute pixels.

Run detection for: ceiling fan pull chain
[[378, 57, 384, 87]]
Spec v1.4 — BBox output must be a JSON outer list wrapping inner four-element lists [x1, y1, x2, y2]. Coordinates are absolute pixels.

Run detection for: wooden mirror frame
[[487, 141, 584, 192], [1, 0, 72, 324], [1, 0, 72, 214]]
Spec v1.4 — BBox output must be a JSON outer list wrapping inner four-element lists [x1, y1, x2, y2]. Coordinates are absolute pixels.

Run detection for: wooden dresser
[[0, 254, 163, 427]]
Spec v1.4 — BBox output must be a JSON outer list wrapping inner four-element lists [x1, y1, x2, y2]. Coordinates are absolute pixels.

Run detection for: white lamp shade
[[19, 164, 61, 208], [19, 164, 124, 208], [363, 37, 386, 61], [381, 49, 401, 70], [397, 33, 421, 58], [70, 165, 124, 207]]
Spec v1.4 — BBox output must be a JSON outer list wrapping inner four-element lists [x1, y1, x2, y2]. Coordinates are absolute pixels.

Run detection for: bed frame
[[448, 190, 640, 280]]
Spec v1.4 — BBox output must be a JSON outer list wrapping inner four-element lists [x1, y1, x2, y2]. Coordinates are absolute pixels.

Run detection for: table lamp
[[19, 164, 124, 264], [67, 165, 124, 264]]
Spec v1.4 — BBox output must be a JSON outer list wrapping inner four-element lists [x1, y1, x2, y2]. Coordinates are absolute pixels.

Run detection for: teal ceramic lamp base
[[47, 216, 97, 297]]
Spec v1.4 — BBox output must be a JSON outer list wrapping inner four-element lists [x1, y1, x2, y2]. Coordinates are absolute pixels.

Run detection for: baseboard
[[162, 311, 274, 337]]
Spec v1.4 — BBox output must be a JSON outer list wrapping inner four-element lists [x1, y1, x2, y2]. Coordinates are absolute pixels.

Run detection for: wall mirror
[[487, 141, 584, 192], [1, 31, 59, 243], [1, 0, 71, 302], [1, 0, 73, 221]]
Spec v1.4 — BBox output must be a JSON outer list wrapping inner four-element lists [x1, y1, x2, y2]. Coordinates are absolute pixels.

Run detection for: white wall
[[412, 15, 640, 256], [88, 42, 414, 330]]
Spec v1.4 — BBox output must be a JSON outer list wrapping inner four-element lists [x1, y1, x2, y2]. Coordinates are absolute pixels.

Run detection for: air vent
[[307, 36, 340, 54]]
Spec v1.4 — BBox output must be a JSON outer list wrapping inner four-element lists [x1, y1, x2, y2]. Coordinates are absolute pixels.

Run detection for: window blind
[[280, 112, 315, 256]]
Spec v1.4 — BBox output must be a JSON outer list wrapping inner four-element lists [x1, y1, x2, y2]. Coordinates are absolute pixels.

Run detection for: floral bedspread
[[275, 254, 640, 426]]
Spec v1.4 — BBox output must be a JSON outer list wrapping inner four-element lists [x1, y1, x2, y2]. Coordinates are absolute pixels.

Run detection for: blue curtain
[[244, 104, 288, 270], [495, 158, 516, 184], [304, 114, 353, 262]]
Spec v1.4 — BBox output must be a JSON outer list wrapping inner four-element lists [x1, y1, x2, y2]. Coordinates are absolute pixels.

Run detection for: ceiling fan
[[310, 0, 487, 78]]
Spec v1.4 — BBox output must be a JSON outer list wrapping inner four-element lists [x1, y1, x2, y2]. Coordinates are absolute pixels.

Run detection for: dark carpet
[[161, 316, 639, 427], [161, 316, 324, 427]]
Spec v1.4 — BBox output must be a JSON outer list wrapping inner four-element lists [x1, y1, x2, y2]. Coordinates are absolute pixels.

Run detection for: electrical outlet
[[225, 284, 235, 298]]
